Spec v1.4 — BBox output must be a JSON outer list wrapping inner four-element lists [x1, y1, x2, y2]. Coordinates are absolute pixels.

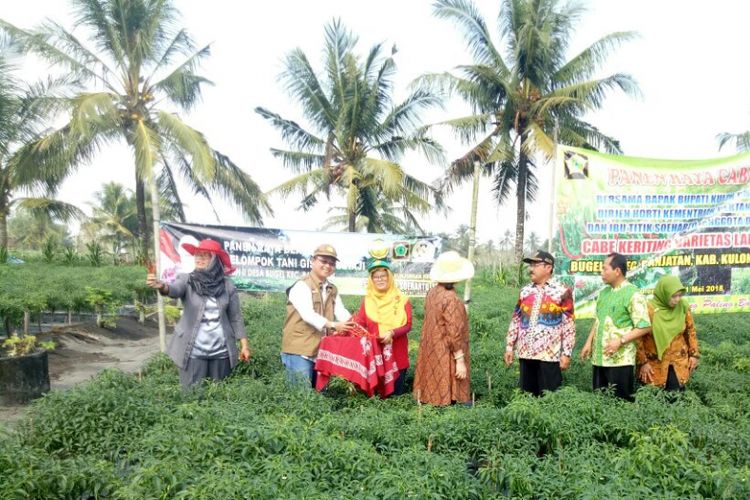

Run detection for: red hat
[[181, 239, 236, 274]]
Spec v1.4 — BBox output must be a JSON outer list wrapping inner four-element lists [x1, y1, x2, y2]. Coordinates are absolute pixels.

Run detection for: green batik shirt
[[592, 280, 651, 367]]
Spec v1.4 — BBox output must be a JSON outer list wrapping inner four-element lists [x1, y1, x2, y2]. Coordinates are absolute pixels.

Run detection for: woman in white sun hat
[[413, 251, 475, 406]]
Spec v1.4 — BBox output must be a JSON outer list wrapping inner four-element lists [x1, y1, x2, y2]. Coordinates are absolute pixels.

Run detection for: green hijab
[[650, 275, 688, 360]]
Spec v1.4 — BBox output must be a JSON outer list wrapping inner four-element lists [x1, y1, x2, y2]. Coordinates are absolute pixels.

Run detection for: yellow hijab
[[364, 268, 408, 336]]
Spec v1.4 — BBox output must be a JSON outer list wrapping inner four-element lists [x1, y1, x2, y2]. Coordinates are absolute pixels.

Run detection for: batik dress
[[413, 284, 471, 406], [637, 304, 699, 386]]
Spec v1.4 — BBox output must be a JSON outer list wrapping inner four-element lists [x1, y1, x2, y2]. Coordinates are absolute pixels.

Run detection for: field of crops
[[2, 275, 749, 498], [0, 264, 148, 332]]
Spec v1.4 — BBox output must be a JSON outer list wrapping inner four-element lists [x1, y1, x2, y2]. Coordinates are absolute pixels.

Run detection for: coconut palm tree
[[256, 20, 445, 232], [425, 0, 639, 260], [8, 206, 77, 251], [500, 228, 514, 251], [84, 182, 137, 257], [0, 46, 82, 256], [0, 0, 270, 254], [524, 231, 541, 253]]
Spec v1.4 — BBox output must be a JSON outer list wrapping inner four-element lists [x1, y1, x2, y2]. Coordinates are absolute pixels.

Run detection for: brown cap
[[313, 243, 339, 261], [522, 250, 555, 266]]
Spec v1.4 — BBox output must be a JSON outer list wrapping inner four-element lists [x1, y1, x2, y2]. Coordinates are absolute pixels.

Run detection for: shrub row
[[0, 265, 149, 332], [1, 281, 749, 497]]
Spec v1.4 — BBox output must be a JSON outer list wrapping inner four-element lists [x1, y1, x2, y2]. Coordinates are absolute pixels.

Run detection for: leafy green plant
[[86, 242, 104, 267], [84, 287, 114, 328], [41, 236, 57, 264], [0, 246, 7, 265], [62, 245, 78, 265], [2, 333, 55, 357], [1, 272, 750, 499], [164, 304, 181, 326]]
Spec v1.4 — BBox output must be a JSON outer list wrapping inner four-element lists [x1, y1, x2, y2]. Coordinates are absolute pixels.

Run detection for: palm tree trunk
[[514, 150, 528, 262], [0, 209, 7, 255], [0, 191, 9, 254], [135, 176, 150, 252], [348, 210, 356, 232]]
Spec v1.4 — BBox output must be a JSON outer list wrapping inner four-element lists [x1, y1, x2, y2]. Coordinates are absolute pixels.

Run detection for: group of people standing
[[279, 244, 475, 405], [146, 239, 700, 404], [505, 250, 700, 401]]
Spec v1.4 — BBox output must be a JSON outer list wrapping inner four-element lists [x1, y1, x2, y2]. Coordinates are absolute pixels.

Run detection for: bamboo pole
[[463, 160, 482, 309], [548, 119, 560, 252], [149, 173, 167, 352]]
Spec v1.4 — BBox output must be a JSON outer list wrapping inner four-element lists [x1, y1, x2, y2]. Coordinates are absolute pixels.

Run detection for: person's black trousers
[[519, 358, 562, 396], [593, 365, 635, 401]]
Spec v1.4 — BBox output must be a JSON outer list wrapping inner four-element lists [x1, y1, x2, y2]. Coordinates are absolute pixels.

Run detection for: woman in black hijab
[[147, 239, 250, 388]]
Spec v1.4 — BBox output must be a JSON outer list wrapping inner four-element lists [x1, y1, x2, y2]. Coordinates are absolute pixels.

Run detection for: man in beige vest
[[281, 244, 354, 387]]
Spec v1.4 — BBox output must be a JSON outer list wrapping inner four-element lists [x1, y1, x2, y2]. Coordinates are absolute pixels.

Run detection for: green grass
[[1, 276, 749, 498]]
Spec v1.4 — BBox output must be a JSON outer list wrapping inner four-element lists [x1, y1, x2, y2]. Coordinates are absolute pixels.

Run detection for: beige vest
[[281, 274, 338, 357]]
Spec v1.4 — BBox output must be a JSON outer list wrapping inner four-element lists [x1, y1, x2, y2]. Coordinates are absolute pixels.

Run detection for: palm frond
[[374, 134, 445, 164], [156, 110, 215, 181], [14, 197, 85, 222], [427, 113, 492, 145], [157, 158, 187, 222], [377, 89, 442, 139], [439, 127, 503, 191], [433, 0, 508, 72], [267, 169, 330, 210], [280, 47, 335, 131], [0, 19, 117, 92], [209, 150, 271, 223], [149, 43, 212, 111], [269, 148, 326, 173], [541, 73, 640, 115], [71, 0, 127, 69], [554, 31, 639, 85], [69, 92, 119, 137], [132, 119, 161, 181], [557, 116, 622, 154], [324, 19, 358, 104], [359, 157, 403, 197], [146, 28, 195, 81], [255, 107, 326, 153]]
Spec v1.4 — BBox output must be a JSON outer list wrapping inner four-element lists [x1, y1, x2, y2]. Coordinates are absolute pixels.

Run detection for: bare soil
[[0, 317, 162, 428]]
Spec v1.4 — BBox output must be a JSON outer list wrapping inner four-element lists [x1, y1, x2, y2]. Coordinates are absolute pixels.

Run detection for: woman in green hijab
[[636, 275, 700, 390]]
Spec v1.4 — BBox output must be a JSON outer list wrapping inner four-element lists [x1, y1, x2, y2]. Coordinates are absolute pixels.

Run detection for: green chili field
[[1, 276, 749, 498]]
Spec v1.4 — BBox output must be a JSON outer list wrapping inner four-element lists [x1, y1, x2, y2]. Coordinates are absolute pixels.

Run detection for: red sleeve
[[351, 301, 367, 326], [391, 300, 412, 338]]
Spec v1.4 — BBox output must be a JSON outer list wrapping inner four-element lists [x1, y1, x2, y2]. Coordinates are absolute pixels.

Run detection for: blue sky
[[3, 0, 749, 244]]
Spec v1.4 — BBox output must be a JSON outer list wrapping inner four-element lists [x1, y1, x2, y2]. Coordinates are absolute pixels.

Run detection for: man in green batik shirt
[[581, 252, 652, 401]]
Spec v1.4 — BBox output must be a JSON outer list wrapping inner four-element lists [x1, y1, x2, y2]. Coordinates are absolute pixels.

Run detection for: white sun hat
[[429, 251, 475, 283]]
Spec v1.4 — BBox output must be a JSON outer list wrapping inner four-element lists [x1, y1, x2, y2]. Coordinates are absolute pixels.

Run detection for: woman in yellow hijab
[[637, 275, 700, 390], [352, 258, 412, 395]]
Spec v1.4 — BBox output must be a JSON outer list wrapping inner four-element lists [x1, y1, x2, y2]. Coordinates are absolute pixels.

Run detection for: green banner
[[553, 146, 750, 317]]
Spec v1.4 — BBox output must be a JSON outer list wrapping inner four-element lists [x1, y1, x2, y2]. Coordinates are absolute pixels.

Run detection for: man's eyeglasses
[[316, 257, 337, 267], [528, 261, 549, 268]]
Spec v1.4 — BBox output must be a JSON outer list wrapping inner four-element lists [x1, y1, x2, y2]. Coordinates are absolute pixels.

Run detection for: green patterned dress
[[592, 281, 651, 367]]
